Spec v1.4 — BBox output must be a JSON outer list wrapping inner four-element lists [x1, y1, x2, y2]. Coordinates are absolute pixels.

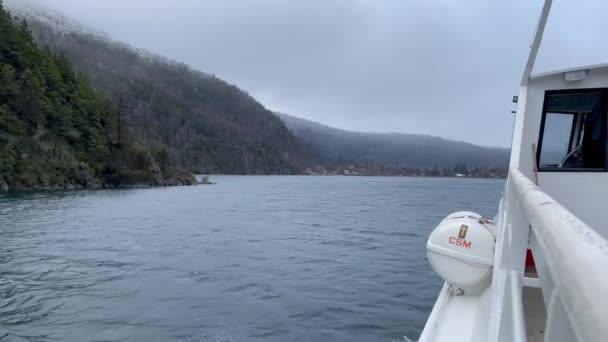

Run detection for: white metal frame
[[491, 0, 608, 337], [421, 1, 608, 340], [521, 0, 553, 86], [490, 168, 608, 342], [508, 167, 608, 342]]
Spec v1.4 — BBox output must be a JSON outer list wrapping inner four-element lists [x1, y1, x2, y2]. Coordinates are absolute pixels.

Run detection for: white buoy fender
[[426, 212, 496, 294]]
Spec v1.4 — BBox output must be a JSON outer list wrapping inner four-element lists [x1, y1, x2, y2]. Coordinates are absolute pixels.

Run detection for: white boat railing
[[509, 167, 608, 342]]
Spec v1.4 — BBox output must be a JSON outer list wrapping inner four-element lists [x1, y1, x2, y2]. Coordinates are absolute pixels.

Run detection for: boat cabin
[[420, 2, 608, 341], [510, 64, 608, 237], [420, 64, 608, 342]]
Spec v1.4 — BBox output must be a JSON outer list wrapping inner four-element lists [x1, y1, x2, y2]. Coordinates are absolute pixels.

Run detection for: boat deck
[[418, 284, 492, 342], [523, 267, 546, 342], [419, 278, 547, 342], [523, 286, 546, 342]]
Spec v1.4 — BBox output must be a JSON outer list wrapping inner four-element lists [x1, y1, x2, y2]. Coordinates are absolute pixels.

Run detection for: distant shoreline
[[197, 174, 506, 179], [1, 173, 506, 193]]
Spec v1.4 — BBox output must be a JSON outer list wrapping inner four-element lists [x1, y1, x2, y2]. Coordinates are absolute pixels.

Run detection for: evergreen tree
[[0, 2, 194, 190]]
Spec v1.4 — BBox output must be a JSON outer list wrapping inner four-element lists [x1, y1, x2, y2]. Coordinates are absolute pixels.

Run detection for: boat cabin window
[[537, 90, 607, 171]]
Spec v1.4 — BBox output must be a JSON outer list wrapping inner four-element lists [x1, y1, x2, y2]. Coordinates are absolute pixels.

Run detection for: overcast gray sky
[[8, 0, 608, 147]]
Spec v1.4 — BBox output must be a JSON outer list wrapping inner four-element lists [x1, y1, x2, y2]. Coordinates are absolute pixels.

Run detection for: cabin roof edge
[[530, 63, 608, 80]]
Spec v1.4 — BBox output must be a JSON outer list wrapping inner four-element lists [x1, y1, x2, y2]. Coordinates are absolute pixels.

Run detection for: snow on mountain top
[[4, 0, 106, 37], [3, 0, 215, 78]]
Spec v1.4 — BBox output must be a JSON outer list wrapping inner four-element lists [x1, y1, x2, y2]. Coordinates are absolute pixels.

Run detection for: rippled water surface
[[0, 176, 503, 342]]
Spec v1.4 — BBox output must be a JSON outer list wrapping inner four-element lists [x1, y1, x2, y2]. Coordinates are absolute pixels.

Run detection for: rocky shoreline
[[0, 172, 200, 192]]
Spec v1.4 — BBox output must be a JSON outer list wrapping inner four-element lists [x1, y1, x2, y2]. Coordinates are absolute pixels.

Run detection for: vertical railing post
[[490, 177, 530, 342], [510, 270, 527, 342], [528, 226, 555, 308], [500, 179, 530, 271]]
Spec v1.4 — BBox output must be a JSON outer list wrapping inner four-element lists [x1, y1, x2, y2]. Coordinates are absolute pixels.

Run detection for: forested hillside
[[13, 7, 317, 175], [277, 113, 510, 170], [2, 3, 510, 184], [0, 2, 195, 191]]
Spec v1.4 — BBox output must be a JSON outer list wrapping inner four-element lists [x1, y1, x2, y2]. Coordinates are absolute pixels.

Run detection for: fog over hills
[[4, 1, 509, 178], [277, 113, 510, 169], [6, 3, 318, 175]]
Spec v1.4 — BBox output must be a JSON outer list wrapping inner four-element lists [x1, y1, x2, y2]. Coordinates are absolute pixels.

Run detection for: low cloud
[[7, 0, 608, 146]]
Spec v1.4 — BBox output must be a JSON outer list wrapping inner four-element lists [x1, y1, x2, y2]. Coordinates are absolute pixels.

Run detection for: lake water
[[0, 176, 504, 342]]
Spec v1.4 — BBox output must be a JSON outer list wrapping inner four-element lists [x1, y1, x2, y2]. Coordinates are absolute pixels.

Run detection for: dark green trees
[[0, 2, 194, 190], [23, 15, 318, 175]]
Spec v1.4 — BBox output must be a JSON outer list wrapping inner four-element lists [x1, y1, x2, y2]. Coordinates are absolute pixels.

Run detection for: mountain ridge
[[4, 1, 509, 182], [277, 112, 510, 170], [279, 112, 508, 147], [6, 3, 319, 175]]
